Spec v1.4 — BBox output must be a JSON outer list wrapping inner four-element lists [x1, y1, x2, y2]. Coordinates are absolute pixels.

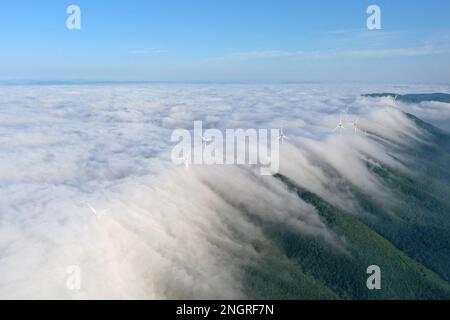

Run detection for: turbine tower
[[333, 115, 345, 135], [350, 118, 360, 134], [278, 128, 289, 144]]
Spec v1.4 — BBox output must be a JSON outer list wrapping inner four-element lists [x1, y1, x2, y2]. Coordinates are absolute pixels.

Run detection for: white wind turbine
[[87, 203, 110, 216], [387, 94, 399, 108], [392, 94, 400, 105], [333, 115, 345, 135], [200, 134, 212, 147], [350, 118, 360, 134], [177, 153, 191, 169], [278, 128, 289, 144]]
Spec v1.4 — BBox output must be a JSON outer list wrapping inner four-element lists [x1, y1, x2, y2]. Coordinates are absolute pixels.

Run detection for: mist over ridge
[[1, 84, 450, 299]]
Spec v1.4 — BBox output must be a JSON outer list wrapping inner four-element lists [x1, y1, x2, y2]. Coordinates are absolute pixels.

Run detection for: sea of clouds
[[0, 83, 449, 299]]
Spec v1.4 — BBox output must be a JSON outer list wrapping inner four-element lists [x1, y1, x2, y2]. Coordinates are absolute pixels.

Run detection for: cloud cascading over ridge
[[0, 84, 449, 299]]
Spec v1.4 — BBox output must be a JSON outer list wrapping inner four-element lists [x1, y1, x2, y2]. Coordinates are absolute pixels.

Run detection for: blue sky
[[1, 0, 450, 83]]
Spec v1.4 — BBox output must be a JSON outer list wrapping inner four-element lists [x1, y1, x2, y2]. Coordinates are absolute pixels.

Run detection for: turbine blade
[[87, 204, 96, 214]]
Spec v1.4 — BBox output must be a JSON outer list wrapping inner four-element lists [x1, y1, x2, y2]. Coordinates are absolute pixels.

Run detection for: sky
[[1, 0, 450, 83]]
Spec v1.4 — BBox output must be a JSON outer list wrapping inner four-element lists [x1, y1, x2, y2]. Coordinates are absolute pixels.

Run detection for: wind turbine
[[333, 115, 345, 135], [350, 118, 360, 134], [87, 203, 110, 216], [278, 128, 289, 144], [178, 153, 191, 169], [200, 135, 212, 147], [391, 95, 400, 106]]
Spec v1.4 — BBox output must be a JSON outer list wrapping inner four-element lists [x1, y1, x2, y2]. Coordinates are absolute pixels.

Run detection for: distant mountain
[[362, 93, 450, 104], [242, 112, 450, 299]]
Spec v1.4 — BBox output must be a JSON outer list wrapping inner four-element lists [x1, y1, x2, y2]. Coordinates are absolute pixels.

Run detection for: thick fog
[[0, 84, 449, 299]]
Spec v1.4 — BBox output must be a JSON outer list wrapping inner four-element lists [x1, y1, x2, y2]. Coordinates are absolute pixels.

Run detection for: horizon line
[[0, 79, 449, 86]]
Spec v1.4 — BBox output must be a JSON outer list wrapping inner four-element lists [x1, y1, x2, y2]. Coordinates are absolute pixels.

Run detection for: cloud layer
[[0, 84, 449, 299]]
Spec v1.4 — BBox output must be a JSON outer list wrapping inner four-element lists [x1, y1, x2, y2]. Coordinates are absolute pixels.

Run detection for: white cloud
[[216, 45, 450, 62], [0, 84, 448, 298]]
